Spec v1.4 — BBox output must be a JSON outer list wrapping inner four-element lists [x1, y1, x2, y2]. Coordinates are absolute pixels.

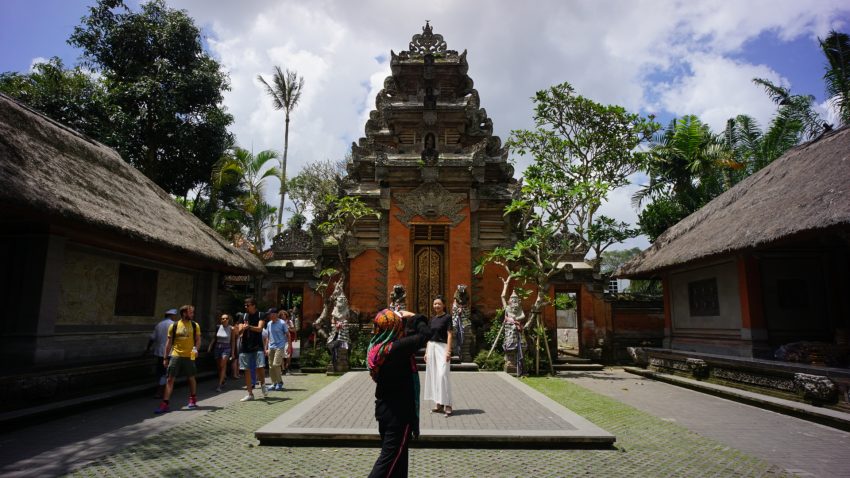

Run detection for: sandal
[[431, 405, 444, 413]]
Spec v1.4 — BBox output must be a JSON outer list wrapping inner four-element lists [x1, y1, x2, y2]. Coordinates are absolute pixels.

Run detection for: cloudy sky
[[2, 0, 849, 251]]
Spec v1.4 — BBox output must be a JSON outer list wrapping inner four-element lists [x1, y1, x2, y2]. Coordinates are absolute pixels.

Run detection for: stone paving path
[[256, 372, 612, 446], [563, 369, 850, 478], [0, 369, 841, 477]]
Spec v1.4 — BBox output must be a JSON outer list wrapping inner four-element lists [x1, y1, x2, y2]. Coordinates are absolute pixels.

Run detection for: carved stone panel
[[394, 182, 466, 227]]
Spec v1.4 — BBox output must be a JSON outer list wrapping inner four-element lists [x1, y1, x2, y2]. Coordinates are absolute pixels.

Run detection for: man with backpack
[[154, 304, 201, 414], [238, 297, 268, 401]]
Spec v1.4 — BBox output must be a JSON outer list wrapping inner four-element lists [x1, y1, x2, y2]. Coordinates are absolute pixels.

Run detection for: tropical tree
[[214, 147, 280, 253], [820, 30, 850, 126], [68, 0, 234, 198], [480, 81, 658, 373], [0, 57, 113, 138], [634, 115, 729, 241], [287, 158, 345, 224], [258, 66, 305, 234], [752, 78, 823, 141]]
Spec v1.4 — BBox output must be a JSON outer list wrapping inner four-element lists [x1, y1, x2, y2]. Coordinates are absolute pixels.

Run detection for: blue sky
[[2, 1, 849, 250]]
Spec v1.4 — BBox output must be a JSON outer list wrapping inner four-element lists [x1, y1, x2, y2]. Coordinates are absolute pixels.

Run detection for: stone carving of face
[[333, 294, 349, 320]]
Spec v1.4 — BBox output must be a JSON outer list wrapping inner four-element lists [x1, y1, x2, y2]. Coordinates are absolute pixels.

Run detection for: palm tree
[[819, 30, 850, 126], [257, 67, 305, 234], [214, 147, 280, 252], [633, 116, 729, 241], [752, 78, 823, 140]]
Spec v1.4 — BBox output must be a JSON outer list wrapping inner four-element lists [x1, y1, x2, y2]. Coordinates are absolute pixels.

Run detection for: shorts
[[239, 350, 266, 371], [214, 342, 232, 359], [166, 356, 197, 378]]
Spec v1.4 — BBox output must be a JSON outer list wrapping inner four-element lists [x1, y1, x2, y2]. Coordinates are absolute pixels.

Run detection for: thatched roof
[[618, 125, 850, 278], [0, 94, 264, 274]]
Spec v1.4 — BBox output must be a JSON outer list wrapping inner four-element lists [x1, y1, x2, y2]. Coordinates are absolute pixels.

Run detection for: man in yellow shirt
[[155, 305, 201, 414]]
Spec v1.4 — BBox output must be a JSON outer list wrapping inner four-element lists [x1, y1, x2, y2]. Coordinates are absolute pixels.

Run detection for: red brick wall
[[349, 249, 384, 315]]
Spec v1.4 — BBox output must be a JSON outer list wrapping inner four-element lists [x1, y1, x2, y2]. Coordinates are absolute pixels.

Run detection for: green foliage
[[500, 81, 658, 284], [820, 30, 850, 126], [287, 158, 344, 224], [213, 147, 280, 251], [474, 350, 505, 371], [482, 310, 504, 351], [347, 327, 371, 368], [68, 0, 234, 197], [0, 57, 113, 138], [599, 248, 642, 276], [299, 345, 330, 368], [553, 292, 576, 310], [626, 279, 662, 296]]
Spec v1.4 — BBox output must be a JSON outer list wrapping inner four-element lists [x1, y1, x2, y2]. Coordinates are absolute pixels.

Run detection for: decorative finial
[[409, 21, 447, 54]]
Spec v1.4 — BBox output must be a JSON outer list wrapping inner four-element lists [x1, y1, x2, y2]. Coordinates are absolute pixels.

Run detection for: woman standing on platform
[[424, 295, 453, 416], [367, 309, 430, 478]]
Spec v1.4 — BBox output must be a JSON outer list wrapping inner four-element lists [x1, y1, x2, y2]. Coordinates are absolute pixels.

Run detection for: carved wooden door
[[414, 245, 444, 315]]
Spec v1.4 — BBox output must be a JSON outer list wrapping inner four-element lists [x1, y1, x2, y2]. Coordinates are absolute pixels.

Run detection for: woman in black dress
[[367, 309, 430, 478]]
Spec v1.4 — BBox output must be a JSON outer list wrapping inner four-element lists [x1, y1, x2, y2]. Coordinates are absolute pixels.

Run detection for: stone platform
[[255, 371, 615, 448]]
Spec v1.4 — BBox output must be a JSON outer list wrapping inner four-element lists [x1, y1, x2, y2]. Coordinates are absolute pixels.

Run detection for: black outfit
[[428, 312, 451, 343], [368, 315, 430, 478], [240, 311, 264, 353]]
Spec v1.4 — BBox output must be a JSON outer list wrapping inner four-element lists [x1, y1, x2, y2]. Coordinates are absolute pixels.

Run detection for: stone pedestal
[[327, 347, 349, 375]]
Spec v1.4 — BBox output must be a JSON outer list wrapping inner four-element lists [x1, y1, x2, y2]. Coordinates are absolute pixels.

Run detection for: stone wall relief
[[394, 182, 466, 226]]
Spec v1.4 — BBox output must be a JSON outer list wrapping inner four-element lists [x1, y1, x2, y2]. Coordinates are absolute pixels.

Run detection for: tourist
[[238, 298, 268, 401], [231, 312, 243, 379], [284, 310, 297, 374], [266, 309, 289, 391], [367, 309, 430, 478], [424, 295, 453, 416], [144, 308, 177, 398], [208, 313, 234, 392], [154, 305, 201, 414]]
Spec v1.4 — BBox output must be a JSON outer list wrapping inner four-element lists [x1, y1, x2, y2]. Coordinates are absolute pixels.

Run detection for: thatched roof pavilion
[[618, 126, 850, 278], [0, 93, 263, 274]]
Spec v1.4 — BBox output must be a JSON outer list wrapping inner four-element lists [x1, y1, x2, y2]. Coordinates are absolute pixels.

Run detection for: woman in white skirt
[[424, 295, 454, 416]]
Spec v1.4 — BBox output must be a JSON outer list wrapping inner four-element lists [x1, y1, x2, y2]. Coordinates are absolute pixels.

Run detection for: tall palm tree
[[819, 30, 850, 126], [752, 78, 823, 140], [257, 66, 305, 234]]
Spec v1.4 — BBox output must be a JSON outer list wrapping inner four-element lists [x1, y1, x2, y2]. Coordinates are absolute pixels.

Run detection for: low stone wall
[[1, 355, 216, 412], [629, 348, 850, 411]]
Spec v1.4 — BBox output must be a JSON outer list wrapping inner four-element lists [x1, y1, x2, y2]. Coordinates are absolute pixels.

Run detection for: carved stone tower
[[344, 22, 517, 317]]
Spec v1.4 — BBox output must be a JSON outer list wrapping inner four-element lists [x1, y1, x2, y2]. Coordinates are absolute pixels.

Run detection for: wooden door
[[414, 245, 444, 315]]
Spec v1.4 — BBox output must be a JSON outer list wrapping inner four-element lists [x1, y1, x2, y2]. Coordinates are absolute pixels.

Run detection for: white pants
[[424, 341, 452, 406]]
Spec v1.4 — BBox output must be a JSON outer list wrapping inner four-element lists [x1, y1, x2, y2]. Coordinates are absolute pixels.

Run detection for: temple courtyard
[[1, 369, 848, 477]]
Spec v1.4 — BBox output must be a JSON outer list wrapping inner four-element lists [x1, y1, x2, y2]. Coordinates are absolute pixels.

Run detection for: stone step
[[416, 362, 479, 372], [554, 357, 594, 364], [553, 363, 604, 372]]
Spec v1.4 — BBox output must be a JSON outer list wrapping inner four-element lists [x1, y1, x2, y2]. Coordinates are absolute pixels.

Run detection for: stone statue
[[326, 283, 351, 373], [389, 284, 407, 312], [451, 284, 471, 359], [502, 290, 526, 374], [421, 133, 438, 165]]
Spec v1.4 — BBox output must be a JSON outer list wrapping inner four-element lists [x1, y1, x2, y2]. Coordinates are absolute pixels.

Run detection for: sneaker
[[272, 383, 281, 391], [215, 385, 223, 392], [240, 394, 254, 402], [187, 397, 198, 409], [261, 383, 268, 398], [154, 402, 170, 414]]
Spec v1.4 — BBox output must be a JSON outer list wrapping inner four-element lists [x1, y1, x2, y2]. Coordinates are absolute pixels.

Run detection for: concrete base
[[255, 371, 615, 448]]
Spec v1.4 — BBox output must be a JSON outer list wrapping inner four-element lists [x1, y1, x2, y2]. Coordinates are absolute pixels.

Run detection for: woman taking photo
[[424, 295, 453, 416], [367, 309, 430, 478]]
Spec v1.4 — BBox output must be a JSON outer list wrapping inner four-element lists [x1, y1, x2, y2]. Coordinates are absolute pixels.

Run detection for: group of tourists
[[146, 297, 298, 413]]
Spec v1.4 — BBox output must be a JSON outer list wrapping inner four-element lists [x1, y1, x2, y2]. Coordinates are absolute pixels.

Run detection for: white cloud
[[28, 57, 48, 71], [655, 54, 785, 131], [166, 0, 850, 242]]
